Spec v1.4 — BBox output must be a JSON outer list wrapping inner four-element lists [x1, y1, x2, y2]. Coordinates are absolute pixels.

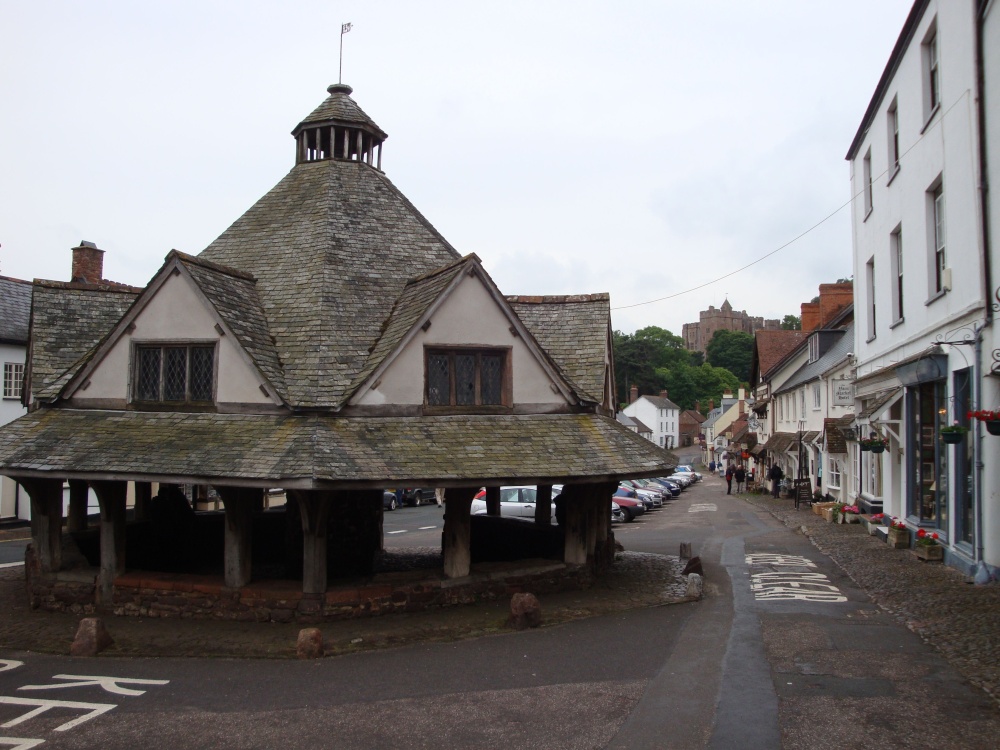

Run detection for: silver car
[[471, 486, 557, 521]]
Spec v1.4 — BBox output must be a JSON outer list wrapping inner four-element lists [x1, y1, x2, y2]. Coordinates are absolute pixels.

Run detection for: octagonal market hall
[[0, 82, 676, 622]]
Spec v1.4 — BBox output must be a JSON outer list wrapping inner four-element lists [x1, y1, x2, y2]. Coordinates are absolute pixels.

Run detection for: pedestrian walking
[[768, 463, 783, 498], [734, 466, 746, 493], [725, 464, 734, 495], [709, 460, 716, 474]]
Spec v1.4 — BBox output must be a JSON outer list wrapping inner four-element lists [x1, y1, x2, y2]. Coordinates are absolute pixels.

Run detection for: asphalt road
[[2, 468, 998, 749], [0, 536, 28, 566]]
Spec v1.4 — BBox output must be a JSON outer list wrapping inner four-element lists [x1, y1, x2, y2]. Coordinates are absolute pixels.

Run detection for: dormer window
[[134, 343, 215, 404], [425, 347, 509, 408]]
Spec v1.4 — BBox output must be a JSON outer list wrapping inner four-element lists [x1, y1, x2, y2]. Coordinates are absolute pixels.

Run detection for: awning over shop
[[823, 415, 855, 454], [759, 432, 796, 454], [859, 388, 901, 420]]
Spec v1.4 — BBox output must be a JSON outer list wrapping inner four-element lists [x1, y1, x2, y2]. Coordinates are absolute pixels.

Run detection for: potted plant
[[823, 503, 844, 523], [912, 528, 944, 561], [860, 512, 884, 535], [940, 423, 968, 444], [841, 504, 861, 524], [968, 409, 1000, 436], [887, 518, 910, 549]]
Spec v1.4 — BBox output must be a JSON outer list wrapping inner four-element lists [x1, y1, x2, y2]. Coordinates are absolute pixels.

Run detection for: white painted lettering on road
[[688, 504, 717, 513], [418, 526, 437, 530], [746, 554, 846, 603], [0, 662, 23, 674], [745, 554, 815, 568], [0, 697, 115, 732], [19, 675, 169, 697]]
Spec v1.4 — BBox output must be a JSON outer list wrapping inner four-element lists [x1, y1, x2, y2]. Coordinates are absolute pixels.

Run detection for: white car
[[471, 486, 556, 521], [675, 465, 703, 481]]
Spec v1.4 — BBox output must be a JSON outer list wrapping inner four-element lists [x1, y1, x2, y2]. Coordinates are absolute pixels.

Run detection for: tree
[[705, 330, 754, 383], [780, 314, 801, 330]]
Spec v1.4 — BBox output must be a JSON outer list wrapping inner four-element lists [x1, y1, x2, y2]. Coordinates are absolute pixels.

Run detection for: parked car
[[620, 479, 665, 506], [383, 491, 399, 511], [667, 473, 693, 488], [612, 494, 645, 521], [611, 502, 626, 524], [470, 486, 556, 521], [647, 478, 681, 497], [675, 465, 703, 481], [403, 488, 437, 506]]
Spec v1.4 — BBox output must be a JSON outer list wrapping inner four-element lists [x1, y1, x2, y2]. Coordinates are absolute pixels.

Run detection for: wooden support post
[[485, 485, 501, 516], [443, 487, 476, 578], [67, 479, 89, 532], [290, 490, 331, 594], [535, 484, 553, 525], [356, 131, 363, 162], [133, 481, 152, 521], [91, 480, 127, 606], [562, 484, 588, 565], [17, 477, 63, 573], [218, 487, 261, 589], [584, 484, 600, 559], [377, 143, 382, 170], [342, 129, 349, 159]]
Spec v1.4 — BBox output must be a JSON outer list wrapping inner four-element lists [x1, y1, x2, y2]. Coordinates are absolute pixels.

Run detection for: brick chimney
[[817, 282, 853, 328], [800, 301, 820, 332], [629, 385, 639, 404], [709, 399, 715, 411], [695, 400, 701, 414], [71, 241, 105, 284], [659, 390, 668, 399]]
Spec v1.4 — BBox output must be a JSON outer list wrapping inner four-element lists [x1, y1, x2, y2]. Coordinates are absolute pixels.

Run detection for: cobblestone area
[[741, 492, 1000, 706], [0, 549, 689, 659]]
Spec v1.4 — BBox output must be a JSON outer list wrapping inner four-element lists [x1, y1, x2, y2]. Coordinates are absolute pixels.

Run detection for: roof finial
[[339, 22, 353, 84]]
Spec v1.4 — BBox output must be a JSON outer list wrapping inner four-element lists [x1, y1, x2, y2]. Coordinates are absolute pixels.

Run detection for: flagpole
[[339, 22, 352, 83]]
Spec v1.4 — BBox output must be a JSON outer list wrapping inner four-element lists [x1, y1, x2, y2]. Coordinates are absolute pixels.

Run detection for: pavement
[[1, 472, 998, 720]]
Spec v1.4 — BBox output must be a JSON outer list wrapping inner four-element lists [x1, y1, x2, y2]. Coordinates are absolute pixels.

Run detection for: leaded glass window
[[425, 348, 508, 408], [135, 344, 215, 404]]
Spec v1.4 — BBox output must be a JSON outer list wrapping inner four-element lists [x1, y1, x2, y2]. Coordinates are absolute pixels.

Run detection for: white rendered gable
[[69, 270, 273, 406], [354, 272, 571, 407]]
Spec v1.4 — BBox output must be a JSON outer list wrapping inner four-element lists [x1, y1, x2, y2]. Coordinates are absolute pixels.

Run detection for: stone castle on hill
[[681, 299, 780, 353]]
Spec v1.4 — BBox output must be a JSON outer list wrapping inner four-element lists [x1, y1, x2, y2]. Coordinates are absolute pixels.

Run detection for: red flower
[[917, 528, 927, 539], [932, 532, 939, 540]]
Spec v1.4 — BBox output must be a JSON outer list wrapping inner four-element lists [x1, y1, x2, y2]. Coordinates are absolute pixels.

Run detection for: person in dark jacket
[[734, 466, 746, 493], [725, 464, 734, 495], [768, 463, 783, 498]]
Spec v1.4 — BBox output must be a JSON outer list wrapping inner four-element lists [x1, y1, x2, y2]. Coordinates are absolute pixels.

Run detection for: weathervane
[[339, 22, 353, 83]]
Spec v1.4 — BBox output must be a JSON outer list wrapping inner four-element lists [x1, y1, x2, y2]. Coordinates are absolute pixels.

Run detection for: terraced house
[[0, 82, 674, 620]]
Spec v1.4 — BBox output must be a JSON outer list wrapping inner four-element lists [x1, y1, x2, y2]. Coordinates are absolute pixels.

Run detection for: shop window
[[907, 381, 948, 527]]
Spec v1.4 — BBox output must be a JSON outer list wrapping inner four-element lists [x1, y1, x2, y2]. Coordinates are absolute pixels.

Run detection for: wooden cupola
[[291, 83, 388, 168]]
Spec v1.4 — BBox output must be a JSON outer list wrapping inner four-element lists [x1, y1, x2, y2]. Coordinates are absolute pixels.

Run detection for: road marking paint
[[688, 504, 717, 513], [387, 530, 407, 535], [746, 554, 846, 602], [19, 676, 169, 697], [0, 661, 23, 673], [418, 526, 437, 530], [0, 538, 30, 544], [0, 563, 24, 570], [0, 738, 44, 749], [0, 697, 116, 732]]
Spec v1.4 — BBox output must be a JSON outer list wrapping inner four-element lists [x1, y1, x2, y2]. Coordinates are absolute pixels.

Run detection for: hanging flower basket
[[860, 437, 888, 453], [870, 444, 885, 454], [859, 443, 870, 452], [968, 411, 1000, 436], [941, 431, 964, 444]]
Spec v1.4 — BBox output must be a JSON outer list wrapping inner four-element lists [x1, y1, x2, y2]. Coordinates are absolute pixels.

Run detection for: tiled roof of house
[[199, 159, 461, 408], [29, 281, 141, 402], [641, 395, 680, 411], [824, 415, 854, 454], [175, 252, 288, 401], [630, 417, 652, 434], [680, 409, 706, 424], [507, 294, 610, 403], [756, 329, 807, 378], [0, 409, 676, 486], [0, 276, 32, 344]]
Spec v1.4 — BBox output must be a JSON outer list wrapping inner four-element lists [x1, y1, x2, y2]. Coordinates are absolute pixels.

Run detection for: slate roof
[[199, 159, 460, 408], [0, 276, 32, 344], [295, 83, 387, 139], [0, 409, 676, 486], [29, 281, 141, 402], [640, 395, 680, 411], [859, 388, 901, 420], [172, 253, 288, 400], [774, 325, 853, 395], [760, 432, 796, 454], [507, 294, 610, 403], [630, 417, 652, 434]]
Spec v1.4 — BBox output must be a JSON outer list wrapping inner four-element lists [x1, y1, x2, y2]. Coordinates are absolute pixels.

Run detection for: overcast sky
[[0, 0, 914, 336]]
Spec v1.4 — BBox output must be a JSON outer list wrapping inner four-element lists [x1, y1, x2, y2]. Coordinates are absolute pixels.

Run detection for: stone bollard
[[679, 542, 692, 560], [508, 592, 543, 630], [296, 627, 324, 659], [70, 617, 113, 656], [681, 555, 703, 577], [686, 573, 704, 600]]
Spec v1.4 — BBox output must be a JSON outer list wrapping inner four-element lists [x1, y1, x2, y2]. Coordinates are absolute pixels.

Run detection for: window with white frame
[[922, 23, 940, 119], [929, 182, 946, 294], [3, 362, 24, 400], [812, 382, 821, 409], [828, 456, 841, 489], [808, 335, 819, 363], [863, 149, 873, 217], [891, 226, 904, 322], [887, 97, 900, 172], [866, 257, 876, 340]]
